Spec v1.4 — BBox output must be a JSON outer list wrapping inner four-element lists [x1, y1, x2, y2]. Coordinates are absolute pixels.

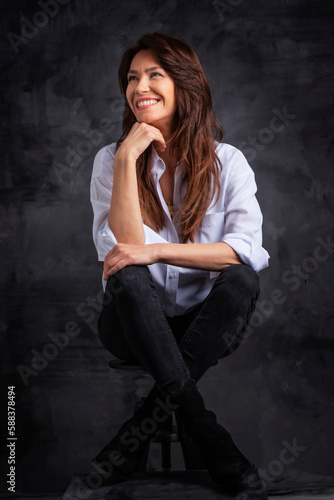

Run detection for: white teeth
[[137, 100, 159, 108]]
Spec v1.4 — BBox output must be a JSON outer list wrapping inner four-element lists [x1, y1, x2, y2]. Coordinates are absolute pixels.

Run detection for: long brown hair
[[117, 33, 223, 243]]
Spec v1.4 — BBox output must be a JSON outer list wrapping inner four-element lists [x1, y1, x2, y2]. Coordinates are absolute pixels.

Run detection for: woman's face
[[126, 49, 177, 134]]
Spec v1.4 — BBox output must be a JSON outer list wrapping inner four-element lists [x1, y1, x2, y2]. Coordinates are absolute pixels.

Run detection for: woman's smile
[[136, 98, 160, 109]]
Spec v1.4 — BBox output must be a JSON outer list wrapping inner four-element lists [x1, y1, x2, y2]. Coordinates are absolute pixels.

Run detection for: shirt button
[[169, 272, 176, 278]]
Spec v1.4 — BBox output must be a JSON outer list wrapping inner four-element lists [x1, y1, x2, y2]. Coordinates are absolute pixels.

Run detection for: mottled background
[[1, 0, 334, 496]]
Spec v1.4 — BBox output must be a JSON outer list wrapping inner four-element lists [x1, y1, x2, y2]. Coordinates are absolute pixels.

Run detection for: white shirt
[[90, 142, 270, 317]]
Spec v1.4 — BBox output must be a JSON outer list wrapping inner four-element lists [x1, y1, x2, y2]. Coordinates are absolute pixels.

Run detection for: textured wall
[[1, 0, 334, 495]]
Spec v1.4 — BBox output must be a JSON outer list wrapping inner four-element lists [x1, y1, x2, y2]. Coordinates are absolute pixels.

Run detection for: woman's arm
[[103, 241, 243, 279], [155, 242, 243, 269], [107, 122, 166, 245], [108, 151, 145, 245]]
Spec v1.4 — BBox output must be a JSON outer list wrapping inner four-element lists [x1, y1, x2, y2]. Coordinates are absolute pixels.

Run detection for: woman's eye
[[127, 72, 163, 82]]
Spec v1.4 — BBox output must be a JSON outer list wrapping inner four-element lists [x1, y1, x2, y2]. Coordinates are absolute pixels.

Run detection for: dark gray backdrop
[[1, 0, 334, 496]]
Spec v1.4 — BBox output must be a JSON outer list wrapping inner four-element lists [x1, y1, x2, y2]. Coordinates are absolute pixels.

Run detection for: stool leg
[[134, 397, 173, 472], [137, 442, 150, 472], [161, 442, 172, 472], [175, 412, 205, 470], [159, 413, 173, 472], [134, 398, 150, 472]]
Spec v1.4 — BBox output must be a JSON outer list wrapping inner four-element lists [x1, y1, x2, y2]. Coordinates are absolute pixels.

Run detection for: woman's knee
[[219, 264, 260, 300], [105, 265, 154, 305], [106, 265, 151, 293]]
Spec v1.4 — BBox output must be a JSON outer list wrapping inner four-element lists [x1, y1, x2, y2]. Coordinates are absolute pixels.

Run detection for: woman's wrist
[[115, 147, 137, 165], [148, 243, 170, 264]]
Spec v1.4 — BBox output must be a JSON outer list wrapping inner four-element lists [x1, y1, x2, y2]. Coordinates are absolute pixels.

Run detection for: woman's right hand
[[116, 122, 166, 162]]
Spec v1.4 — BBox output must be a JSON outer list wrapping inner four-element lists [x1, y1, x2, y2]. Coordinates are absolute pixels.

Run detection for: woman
[[89, 32, 269, 490]]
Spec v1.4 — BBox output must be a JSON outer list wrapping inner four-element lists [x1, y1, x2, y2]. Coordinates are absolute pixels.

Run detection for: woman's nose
[[135, 76, 150, 93]]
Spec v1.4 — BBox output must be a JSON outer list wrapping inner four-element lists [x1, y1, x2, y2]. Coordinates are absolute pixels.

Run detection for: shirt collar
[[151, 146, 186, 181], [151, 146, 166, 181]]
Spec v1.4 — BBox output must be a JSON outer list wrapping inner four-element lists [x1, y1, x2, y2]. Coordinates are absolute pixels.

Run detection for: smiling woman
[[88, 32, 270, 494], [115, 35, 227, 244]]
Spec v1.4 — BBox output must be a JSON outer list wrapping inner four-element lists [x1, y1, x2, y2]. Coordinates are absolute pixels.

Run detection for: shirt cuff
[[221, 234, 270, 272], [97, 221, 117, 261]]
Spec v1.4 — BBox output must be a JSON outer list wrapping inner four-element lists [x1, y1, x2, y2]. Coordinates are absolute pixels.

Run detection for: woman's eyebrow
[[127, 66, 163, 75]]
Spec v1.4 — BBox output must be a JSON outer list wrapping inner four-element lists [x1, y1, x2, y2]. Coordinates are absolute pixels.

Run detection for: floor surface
[[60, 471, 334, 500]]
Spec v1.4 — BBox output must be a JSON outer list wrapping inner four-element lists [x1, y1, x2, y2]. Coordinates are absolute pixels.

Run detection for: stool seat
[[109, 358, 218, 371], [108, 359, 146, 371], [153, 429, 179, 443]]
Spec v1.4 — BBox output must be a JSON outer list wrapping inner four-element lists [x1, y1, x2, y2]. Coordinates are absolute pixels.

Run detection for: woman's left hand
[[103, 243, 157, 280]]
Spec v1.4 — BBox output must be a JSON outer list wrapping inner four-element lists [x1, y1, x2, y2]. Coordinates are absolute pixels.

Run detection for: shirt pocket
[[194, 212, 226, 244]]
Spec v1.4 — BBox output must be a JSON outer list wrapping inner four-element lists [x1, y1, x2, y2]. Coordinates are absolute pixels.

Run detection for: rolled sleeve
[[90, 174, 117, 261], [220, 150, 270, 272], [221, 235, 269, 272]]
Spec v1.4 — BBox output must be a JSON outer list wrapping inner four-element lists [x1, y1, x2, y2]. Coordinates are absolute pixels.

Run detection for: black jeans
[[98, 264, 260, 397]]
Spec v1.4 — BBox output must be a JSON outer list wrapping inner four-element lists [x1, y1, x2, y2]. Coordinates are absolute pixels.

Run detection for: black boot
[[171, 379, 255, 486], [89, 384, 170, 486]]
